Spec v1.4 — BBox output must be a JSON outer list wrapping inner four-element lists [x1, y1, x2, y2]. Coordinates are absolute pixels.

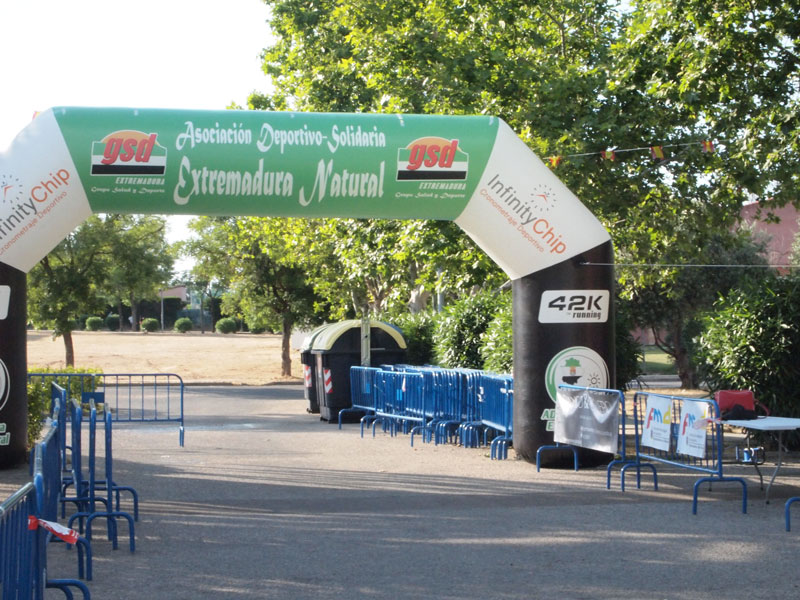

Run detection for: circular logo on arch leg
[[545, 346, 609, 402], [0, 358, 9, 413]]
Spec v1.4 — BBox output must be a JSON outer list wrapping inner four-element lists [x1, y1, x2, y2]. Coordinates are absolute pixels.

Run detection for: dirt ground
[[26, 329, 303, 385]]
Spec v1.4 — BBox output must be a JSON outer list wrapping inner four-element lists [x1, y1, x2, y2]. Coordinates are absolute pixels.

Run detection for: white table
[[724, 416, 800, 503]]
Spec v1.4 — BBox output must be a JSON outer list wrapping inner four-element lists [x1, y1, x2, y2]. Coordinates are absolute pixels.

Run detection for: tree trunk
[[130, 292, 139, 331], [199, 293, 205, 334], [281, 315, 293, 377], [63, 329, 75, 367], [670, 321, 696, 388], [118, 300, 125, 331]]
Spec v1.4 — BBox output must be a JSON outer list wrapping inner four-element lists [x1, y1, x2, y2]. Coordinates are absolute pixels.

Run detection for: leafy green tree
[[698, 275, 800, 445], [251, 0, 800, 388], [179, 216, 323, 376], [626, 231, 769, 387], [27, 216, 113, 365], [103, 215, 173, 332]]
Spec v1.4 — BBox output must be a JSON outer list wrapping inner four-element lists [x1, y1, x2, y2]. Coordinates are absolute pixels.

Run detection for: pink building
[[739, 202, 800, 271]]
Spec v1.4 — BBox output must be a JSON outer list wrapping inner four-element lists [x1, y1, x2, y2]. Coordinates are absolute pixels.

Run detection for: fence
[[1, 376, 143, 598], [345, 366, 514, 459], [0, 483, 38, 600], [0, 391, 91, 599], [621, 391, 748, 514], [28, 372, 185, 446]]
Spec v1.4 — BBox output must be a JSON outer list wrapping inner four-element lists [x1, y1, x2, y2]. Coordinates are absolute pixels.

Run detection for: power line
[[581, 262, 800, 269]]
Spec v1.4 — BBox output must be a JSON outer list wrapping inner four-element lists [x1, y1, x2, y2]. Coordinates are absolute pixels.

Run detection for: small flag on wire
[[549, 156, 563, 167], [701, 140, 715, 153], [601, 150, 616, 161], [650, 146, 665, 160]]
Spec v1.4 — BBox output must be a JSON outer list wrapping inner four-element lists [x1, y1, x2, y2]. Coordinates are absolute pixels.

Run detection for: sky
[[0, 0, 272, 251]]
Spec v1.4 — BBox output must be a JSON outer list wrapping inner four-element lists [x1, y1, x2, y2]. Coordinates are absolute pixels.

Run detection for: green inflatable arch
[[0, 107, 615, 467]]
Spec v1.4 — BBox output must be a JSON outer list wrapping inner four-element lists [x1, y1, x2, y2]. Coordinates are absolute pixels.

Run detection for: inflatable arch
[[0, 108, 614, 467]]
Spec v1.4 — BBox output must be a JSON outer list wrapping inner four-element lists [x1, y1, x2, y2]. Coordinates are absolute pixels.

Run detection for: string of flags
[[548, 140, 715, 167]]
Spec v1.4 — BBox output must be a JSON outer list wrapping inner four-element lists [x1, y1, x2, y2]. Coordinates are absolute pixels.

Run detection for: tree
[[103, 215, 173, 332], [251, 0, 800, 388], [626, 231, 769, 386], [27, 216, 113, 365], [179, 216, 323, 376]]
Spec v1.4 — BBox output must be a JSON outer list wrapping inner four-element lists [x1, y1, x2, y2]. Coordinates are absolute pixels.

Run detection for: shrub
[[434, 290, 501, 369], [174, 317, 193, 333], [141, 318, 159, 332], [26, 380, 50, 450], [386, 311, 437, 365], [698, 276, 800, 426], [27, 365, 104, 448], [614, 298, 643, 390], [105, 314, 120, 331], [85, 316, 104, 331], [215, 317, 238, 334], [480, 293, 513, 373]]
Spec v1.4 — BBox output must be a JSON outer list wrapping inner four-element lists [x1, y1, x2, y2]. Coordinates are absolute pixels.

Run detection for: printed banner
[[676, 400, 709, 459], [641, 394, 672, 452], [554, 387, 619, 453], [0, 107, 610, 276]]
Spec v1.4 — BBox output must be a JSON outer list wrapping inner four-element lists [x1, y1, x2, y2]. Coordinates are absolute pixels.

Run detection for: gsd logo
[[396, 137, 468, 181], [91, 130, 167, 175]]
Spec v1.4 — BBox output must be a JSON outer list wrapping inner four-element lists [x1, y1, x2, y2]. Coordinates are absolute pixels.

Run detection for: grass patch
[[640, 345, 676, 375]]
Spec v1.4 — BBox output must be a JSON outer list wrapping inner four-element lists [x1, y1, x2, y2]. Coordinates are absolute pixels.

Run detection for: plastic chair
[[715, 390, 769, 486], [715, 390, 769, 419]]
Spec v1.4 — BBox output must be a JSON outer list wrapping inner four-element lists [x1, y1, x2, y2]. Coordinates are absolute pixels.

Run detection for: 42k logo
[[538, 290, 610, 323]]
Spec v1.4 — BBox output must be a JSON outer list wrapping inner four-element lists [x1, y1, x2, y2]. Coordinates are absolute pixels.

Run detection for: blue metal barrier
[[340, 367, 381, 430], [622, 392, 748, 514], [785, 496, 800, 532], [67, 401, 136, 552], [477, 374, 514, 459], [29, 372, 185, 446], [0, 483, 38, 600], [346, 366, 514, 457]]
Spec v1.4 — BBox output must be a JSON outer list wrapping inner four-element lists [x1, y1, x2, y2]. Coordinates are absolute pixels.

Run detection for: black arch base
[[0, 263, 28, 469], [512, 241, 615, 467]]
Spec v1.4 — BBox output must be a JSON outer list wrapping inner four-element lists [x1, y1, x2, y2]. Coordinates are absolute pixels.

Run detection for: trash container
[[311, 319, 407, 422], [299, 324, 329, 414]]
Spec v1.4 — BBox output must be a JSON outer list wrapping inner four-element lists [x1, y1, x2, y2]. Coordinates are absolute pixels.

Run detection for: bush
[[174, 317, 193, 333], [105, 314, 120, 331], [85, 316, 104, 331], [26, 380, 50, 450], [27, 365, 104, 448], [614, 307, 643, 391], [141, 318, 159, 332], [386, 311, 437, 365], [215, 317, 238, 334], [698, 276, 800, 427], [434, 290, 501, 369], [480, 293, 513, 373]]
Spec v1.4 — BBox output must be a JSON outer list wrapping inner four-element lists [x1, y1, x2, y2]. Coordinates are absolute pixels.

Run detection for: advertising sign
[[676, 400, 709, 459], [641, 394, 672, 452], [554, 387, 619, 454], [0, 108, 610, 277]]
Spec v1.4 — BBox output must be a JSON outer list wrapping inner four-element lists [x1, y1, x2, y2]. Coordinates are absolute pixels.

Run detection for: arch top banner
[[0, 107, 609, 277]]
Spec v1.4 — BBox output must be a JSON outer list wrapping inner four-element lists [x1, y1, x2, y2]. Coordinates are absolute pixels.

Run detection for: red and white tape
[[28, 516, 80, 545]]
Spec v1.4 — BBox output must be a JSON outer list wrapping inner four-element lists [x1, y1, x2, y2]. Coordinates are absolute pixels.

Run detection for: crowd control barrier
[[622, 392, 748, 514], [28, 372, 185, 446], [0, 483, 38, 599], [346, 366, 514, 459], [1, 407, 91, 599], [66, 399, 136, 552]]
